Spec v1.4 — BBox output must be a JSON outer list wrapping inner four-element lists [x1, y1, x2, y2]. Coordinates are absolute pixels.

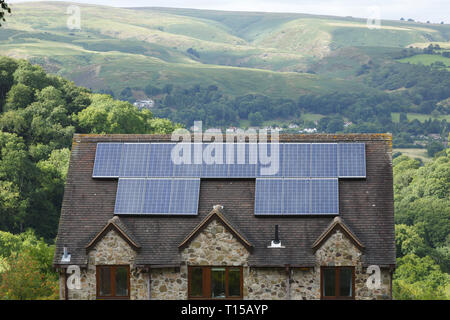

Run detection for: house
[[53, 133, 395, 300], [133, 99, 154, 110]]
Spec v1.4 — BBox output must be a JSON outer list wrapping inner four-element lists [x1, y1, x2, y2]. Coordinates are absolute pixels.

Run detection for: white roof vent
[[61, 247, 71, 263], [268, 225, 285, 248]]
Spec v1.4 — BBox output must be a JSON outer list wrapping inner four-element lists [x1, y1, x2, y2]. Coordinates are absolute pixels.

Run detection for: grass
[[391, 112, 450, 123], [1, 2, 449, 98], [393, 148, 431, 162], [399, 54, 450, 69]]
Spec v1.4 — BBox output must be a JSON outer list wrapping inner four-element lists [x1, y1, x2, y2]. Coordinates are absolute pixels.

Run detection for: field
[[1, 2, 449, 99], [393, 148, 431, 162], [399, 54, 450, 69], [391, 112, 450, 123]]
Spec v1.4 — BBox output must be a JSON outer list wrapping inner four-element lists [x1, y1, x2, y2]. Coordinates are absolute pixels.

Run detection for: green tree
[[427, 141, 444, 157], [0, 230, 58, 300], [0, 1, 10, 27], [249, 112, 263, 126], [4, 84, 35, 111], [393, 254, 448, 300]]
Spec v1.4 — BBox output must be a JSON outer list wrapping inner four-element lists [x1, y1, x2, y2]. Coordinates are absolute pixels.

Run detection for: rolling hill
[[1, 1, 449, 99]]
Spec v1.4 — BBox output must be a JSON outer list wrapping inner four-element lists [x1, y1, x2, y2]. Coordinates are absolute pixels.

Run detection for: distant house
[[54, 134, 395, 300], [299, 128, 318, 133], [133, 99, 154, 110]]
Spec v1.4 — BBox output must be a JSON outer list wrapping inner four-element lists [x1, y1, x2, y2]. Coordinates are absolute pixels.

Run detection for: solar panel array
[[114, 178, 200, 215], [92, 142, 366, 178], [93, 142, 366, 216], [254, 178, 338, 215]]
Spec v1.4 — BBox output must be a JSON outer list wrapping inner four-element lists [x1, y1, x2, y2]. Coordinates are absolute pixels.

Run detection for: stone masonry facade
[[63, 219, 391, 300]]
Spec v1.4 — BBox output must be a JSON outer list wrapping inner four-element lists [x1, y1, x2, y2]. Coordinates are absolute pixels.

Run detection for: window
[[96, 265, 130, 299], [188, 266, 243, 299], [321, 267, 355, 300]]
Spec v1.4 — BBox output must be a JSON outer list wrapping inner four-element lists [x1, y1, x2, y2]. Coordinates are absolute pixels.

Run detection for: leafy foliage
[[0, 1, 10, 27], [0, 230, 58, 300], [0, 57, 179, 240], [393, 150, 450, 299]]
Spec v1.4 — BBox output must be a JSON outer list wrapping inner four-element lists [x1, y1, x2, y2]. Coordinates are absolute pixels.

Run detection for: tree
[[4, 84, 35, 111], [0, 1, 10, 26], [393, 254, 448, 300], [0, 230, 58, 300], [426, 141, 444, 157], [248, 112, 263, 126]]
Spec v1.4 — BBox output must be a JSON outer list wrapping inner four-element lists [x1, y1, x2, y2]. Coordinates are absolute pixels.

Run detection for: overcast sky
[[8, 0, 449, 23]]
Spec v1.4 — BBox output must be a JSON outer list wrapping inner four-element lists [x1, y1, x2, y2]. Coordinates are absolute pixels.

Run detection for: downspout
[[285, 265, 291, 300], [58, 269, 63, 300], [147, 267, 151, 300], [64, 268, 68, 300], [390, 267, 394, 300]]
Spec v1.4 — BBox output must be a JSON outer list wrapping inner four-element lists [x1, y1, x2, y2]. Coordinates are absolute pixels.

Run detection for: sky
[[7, 0, 450, 23]]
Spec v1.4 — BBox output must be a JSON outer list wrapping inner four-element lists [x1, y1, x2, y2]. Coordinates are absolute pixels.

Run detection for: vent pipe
[[268, 225, 285, 248], [274, 225, 280, 244]]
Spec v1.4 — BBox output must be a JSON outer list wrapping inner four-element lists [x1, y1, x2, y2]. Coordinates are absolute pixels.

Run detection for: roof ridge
[[85, 216, 141, 251], [312, 216, 365, 251]]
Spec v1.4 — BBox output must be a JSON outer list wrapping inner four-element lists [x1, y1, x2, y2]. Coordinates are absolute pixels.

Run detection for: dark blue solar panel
[[283, 143, 310, 177], [283, 179, 310, 214], [114, 179, 146, 214], [257, 143, 282, 177], [92, 143, 123, 177], [338, 143, 366, 178], [254, 179, 283, 214], [202, 143, 227, 177], [311, 143, 338, 178], [148, 143, 175, 177], [142, 179, 172, 214], [227, 143, 258, 177], [169, 179, 200, 214], [173, 143, 203, 177], [119, 143, 150, 177], [310, 179, 339, 214]]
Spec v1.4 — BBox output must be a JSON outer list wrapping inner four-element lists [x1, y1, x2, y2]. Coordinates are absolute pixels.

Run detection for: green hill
[[1, 2, 449, 99]]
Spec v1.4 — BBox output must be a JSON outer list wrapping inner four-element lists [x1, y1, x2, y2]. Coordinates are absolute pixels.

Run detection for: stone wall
[[150, 267, 187, 300], [313, 229, 391, 300], [65, 229, 148, 300], [180, 218, 249, 266], [63, 220, 391, 300], [245, 268, 287, 300]]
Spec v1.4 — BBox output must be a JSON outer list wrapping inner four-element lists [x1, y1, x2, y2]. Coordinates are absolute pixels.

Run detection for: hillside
[[1, 2, 449, 99]]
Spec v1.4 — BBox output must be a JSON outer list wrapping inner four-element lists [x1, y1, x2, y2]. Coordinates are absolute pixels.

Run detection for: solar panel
[[338, 143, 366, 178], [92, 143, 123, 177], [142, 179, 172, 214], [310, 178, 339, 214], [173, 143, 203, 177], [148, 143, 175, 177], [114, 178, 146, 214], [169, 179, 200, 214], [227, 143, 258, 177], [311, 143, 338, 178], [257, 143, 282, 177], [119, 143, 150, 177], [254, 179, 283, 214], [283, 143, 310, 177], [283, 179, 310, 214], [202, 143, 227, 177]]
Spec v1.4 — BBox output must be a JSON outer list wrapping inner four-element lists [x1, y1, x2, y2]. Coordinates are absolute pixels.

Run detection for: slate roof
[[53, 134, 396, 268]]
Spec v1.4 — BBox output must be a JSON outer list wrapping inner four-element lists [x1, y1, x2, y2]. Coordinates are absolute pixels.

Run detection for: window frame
[[96, 265, 131, 300], [320, 266, 355, 300], [188, 266, 243, 300]]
